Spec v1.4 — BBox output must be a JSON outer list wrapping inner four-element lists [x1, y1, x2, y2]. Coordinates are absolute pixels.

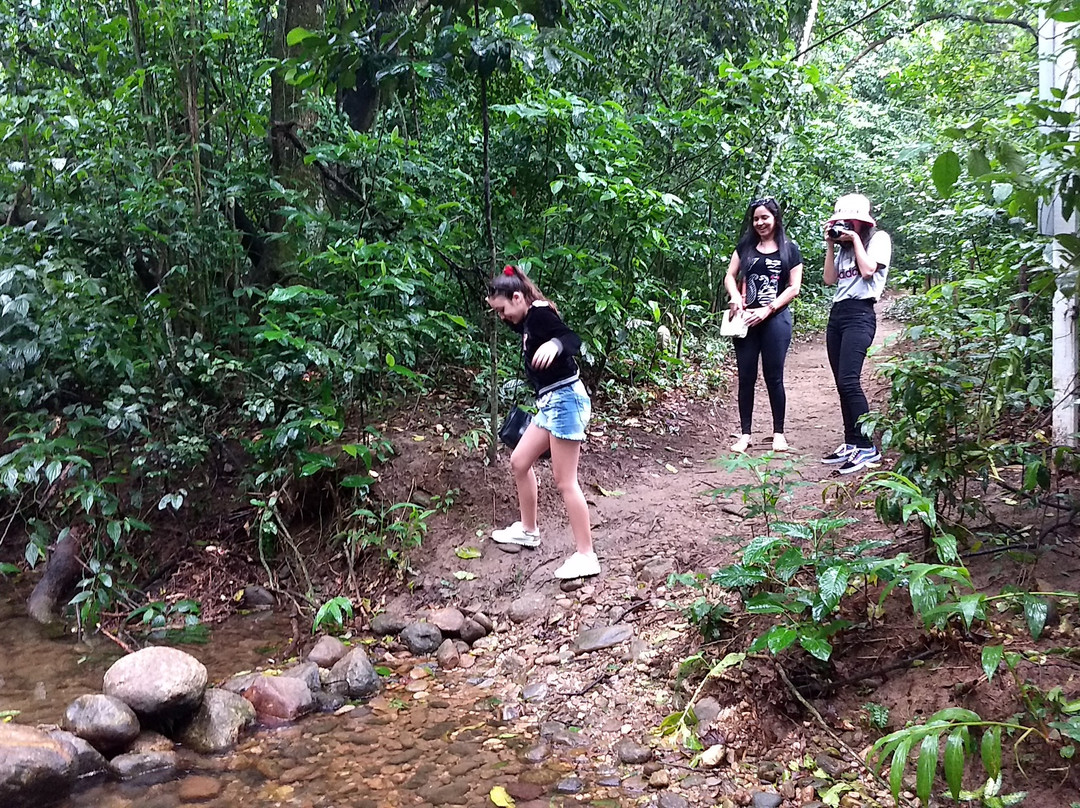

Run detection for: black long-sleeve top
[[510, 301, 582, 394]]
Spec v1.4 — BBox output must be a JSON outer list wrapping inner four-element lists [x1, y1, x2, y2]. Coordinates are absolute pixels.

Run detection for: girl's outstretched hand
[[532, 340, 559, 369]]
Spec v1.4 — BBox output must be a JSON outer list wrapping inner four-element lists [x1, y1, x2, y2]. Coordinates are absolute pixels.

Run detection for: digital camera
[[827, 220, 855, 240]]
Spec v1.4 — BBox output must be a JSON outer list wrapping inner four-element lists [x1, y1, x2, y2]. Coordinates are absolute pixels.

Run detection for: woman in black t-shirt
[[723, 197, 804, 453]]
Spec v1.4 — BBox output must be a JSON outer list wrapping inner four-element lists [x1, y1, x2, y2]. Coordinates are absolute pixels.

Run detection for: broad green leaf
[[981, 726, 1001, 780], [968, 148, 991, 178], [982, 645, 1004, 682], [818, 564, 850, 614], [890, 737, 912, 803], [286, 26, 314, 47], [1023, 595, 1049, 639], [944, 728, 967, 799], [798, 633, 832, 661], [957, 593, 982, 629], [916, 732, 940, 804], [932, 150, 961, 198], [765, 625, 797, 654]]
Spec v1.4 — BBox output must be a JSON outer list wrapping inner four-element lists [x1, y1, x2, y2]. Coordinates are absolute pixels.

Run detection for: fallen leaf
[[412, 435, 426, 441], [455, 546, 482, 559], [453, 571, 476, 580], [597, 485, 625, 497], [489, 786, 516, 807], [664, 463, 679, 474]]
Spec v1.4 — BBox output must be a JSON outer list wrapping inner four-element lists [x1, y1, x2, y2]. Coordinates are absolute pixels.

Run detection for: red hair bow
[[503, 265, 515, 276]]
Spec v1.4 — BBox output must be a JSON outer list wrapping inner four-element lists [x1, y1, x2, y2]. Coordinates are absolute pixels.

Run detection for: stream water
[[1, 591, 637, 808]]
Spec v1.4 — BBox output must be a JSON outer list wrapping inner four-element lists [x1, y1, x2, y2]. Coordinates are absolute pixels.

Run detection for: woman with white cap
[[821, 193, 892, 474]]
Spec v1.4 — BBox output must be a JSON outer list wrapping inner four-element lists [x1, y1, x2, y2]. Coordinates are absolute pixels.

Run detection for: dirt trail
[[405, 308, 903, 611]]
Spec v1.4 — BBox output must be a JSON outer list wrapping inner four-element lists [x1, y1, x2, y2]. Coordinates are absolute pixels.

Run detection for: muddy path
[[397, 310, 904, 615]]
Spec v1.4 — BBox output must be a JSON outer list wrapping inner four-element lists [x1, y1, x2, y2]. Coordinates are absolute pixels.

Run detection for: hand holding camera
[[825, 219, 856, 243]]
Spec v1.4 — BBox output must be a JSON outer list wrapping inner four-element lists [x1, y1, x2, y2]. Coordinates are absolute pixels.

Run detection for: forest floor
[[348, 301, 1080, 807], [10, 301, 1080, 806]]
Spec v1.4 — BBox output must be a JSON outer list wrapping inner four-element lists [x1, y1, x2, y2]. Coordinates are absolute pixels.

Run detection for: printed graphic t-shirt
[[833, 230, 892, 302], [742, 242, 803, 309]]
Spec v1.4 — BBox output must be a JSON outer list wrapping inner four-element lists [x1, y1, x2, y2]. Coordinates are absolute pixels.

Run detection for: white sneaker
[[491, 521, 541, 548], [731, 434, 751, 453], [772, 433, 789, 452], [554, 551, 601, 580]]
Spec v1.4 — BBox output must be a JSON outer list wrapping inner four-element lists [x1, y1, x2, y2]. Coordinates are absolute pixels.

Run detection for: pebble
[[522, 682, 548, 703], [614, 738, 653, 764], [750, 792, 783, 808], [436, 639, 460, 670], [508, 593, 548, 623], [555, 776, 584, 794], [648, 769, 670, 788], [497, 542, 522, 554], [177, 775, 222, 802], [522, 743, 551, 763], [573, 624, 633, 653], [560, 578, 585, 592], [657, 793, 690, 808]]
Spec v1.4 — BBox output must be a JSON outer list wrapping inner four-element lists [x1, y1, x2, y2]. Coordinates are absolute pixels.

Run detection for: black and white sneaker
[[821, 443, 856, 465], [838, 447, 882, 475]]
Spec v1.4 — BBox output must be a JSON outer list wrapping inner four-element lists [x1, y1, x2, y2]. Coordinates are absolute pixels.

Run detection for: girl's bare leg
[[549, 435, 593, 555], [509, 423, 551, 532]]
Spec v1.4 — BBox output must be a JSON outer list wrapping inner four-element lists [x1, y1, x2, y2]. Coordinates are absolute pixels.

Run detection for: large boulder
[[177, 689, 256, 753], [0, 724, 78, 808], [427, 607, 465, 635], [108, 750, 179, 781], [60, 694, 140, 755], [42, 729, 107, 780], [326, 646, 380, 699], [307, 636, 347, 668], [242, 676, 314, 723], [399, 622, 442, 655], [103, 647, 207, 723], [281, 661, 321, 694], [369, 612, 408, 636]]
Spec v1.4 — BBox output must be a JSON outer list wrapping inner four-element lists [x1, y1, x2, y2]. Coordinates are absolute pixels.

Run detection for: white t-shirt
[[833, 230, 892, 302]]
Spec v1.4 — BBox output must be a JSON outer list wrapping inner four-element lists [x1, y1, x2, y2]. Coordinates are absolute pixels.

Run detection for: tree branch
[[838, 13, 1035, 79]]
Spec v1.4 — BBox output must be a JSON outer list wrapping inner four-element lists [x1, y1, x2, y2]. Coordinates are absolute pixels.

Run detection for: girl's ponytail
[[486, 265, 559, 314]]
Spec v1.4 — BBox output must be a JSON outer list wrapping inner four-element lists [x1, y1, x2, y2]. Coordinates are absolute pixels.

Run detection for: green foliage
[[864, 274, 1054, 518], [707, 452, 803, 533], [312, 596, 354, 634], [657, 652, 745, 752], [862, 701, 890, 730], [871, 708, 1030, 806]]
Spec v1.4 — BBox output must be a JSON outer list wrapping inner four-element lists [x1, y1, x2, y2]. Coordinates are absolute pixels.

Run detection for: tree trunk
[[27, 526, 86, 625], [267, 0, 326, 278], [476, 0, 499, 464]]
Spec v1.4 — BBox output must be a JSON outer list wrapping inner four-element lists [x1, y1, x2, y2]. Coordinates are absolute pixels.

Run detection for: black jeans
[[826, 298, 877, 448], [733, 307, 792, 434]]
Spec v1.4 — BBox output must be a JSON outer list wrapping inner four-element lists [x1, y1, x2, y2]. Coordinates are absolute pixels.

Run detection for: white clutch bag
[[720, 310, 748, 338]]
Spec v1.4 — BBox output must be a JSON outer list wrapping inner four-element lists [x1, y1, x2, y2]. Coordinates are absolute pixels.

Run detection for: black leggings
[[733, 308, 792, 434], [826, 298, 877, 448]]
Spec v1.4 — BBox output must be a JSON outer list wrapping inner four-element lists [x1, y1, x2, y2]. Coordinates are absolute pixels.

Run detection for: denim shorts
[[533, 380, 591, 441]]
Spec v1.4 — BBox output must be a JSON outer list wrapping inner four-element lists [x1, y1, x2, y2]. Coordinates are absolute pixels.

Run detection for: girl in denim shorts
[[485, 265, 598, 580]]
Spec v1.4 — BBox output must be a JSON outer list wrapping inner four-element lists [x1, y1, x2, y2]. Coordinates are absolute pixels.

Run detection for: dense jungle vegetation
[[3, 0, 1080, 800]]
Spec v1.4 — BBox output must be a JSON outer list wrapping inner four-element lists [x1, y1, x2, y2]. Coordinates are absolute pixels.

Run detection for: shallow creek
[[1, 593, 638, 807]]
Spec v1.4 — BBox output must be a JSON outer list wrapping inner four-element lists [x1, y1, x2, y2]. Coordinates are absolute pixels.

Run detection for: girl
[[821, 193, 892, 474], [723, 197, 804, 453], [486, 265, 599, 580]]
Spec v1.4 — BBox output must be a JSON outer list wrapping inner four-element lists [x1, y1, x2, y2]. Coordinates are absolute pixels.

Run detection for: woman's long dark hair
[[734, 197, 796, 285]]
